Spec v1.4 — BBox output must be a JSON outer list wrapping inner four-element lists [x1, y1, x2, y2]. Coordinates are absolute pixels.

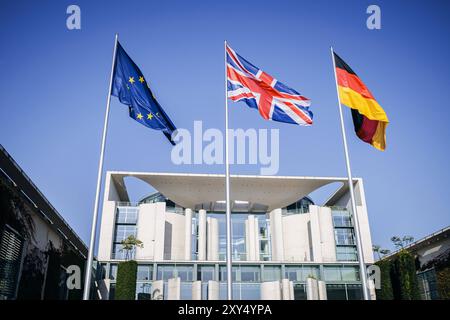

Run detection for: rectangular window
[[198, 265, 215, 282], [174, 265, 193, 282], [323, 266, 342, 281], [219, 266, 238, 282], [135, 282, 152, 300], [326, 284, 347, 300], [109, 264, 117, 280], [334, 228, 355, 245], [137, 265, 153, 281], [157, 265, 174, 280], [332, 210, 352, 227], [116, 207, 138, 224], [341, 266, 360, 281], [240, 266, 260, 282], [114, 225, 137, 243], [264, 266, 281, 281], [336, 246, 358, 261]]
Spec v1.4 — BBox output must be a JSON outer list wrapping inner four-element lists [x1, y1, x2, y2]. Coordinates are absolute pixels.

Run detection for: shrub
[[115, 260, 137, 300], [391, 250, 420, 300], [375, 259, 394, 300]]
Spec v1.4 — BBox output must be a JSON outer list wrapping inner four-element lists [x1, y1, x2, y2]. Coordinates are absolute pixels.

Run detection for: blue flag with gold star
[[111, 41, 177, 145]]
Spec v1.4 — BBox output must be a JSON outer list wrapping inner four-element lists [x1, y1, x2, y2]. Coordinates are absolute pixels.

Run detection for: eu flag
[[111, 41, 177, 145]]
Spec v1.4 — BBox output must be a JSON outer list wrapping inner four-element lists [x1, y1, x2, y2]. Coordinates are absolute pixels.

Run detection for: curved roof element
[[108, 172, 360, 211]]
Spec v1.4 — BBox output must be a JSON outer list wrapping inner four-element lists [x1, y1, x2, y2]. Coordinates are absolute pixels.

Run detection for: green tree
[[120, 235, 143, 261]]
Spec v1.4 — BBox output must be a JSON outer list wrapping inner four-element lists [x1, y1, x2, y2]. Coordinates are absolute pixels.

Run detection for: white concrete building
[[96, 172, 375, 300]]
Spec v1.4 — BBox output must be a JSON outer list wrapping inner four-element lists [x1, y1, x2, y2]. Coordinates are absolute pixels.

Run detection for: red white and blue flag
[[226, 44, 313, 125]]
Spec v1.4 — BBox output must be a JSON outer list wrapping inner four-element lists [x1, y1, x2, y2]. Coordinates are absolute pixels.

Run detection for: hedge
[[391, 250, 421, 300], [375, 259, 394, 300], [115, 260, 138, 300]]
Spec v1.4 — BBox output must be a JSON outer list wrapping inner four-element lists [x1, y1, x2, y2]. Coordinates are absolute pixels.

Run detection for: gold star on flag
[[139, 76, 145, 83], [137, 113, 143, 120], [147, 113, 153, 120], [128, 76, 135, 84]]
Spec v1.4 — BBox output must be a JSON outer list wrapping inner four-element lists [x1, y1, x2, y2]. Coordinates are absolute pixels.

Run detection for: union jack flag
[[226, 44, 313, 125]]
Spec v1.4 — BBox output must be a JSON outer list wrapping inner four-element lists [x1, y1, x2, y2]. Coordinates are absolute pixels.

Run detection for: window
[[323, 266, 342, 281], [240, 266, 260, 282], [219, 266, 238, 282], [293, 284, 307, 300], [114, 225, 137, 243], [264, 266, 281, 281], [332, 210, 352, 227], [137, 265, 152, 281], [180, 282, 192, 299], [116, 207, 138, 224], [346, 284, 363, 300], [284, 265, 319, 282], [109, 283, 116, 300], [109, 264, 117, 280], [136, 283, 152, 300], [326, 284, 347, 300], [323, 266, 360, 282], [174, 265, 193, 281], [157, 265, 174, 280], [341, 266, 359, 281], [334, 228, 355, 245], [198, 265, 215, 282], [336, 246, 358, 261]]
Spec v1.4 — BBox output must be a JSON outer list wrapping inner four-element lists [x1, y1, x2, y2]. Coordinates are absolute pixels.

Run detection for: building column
[[260, 281, 282, 300], [184, 208, 192, 260], [306, 277, 319, 300], [281, 279, 294, 300], [192, 280, 202, 300], [198, 209, 207, 260], [308, 205, 322, 263], [245, 215, 261, 261], [208, 280, 219, 300], [167, 277, 181, 300], [269, 209, 284, 261], [207, 217, 219, 261], [318, 280, 327, 300]]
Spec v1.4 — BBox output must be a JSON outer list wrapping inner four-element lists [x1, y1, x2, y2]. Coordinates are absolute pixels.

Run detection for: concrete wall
[[164, 212, 186, 260], [245, 215, 260, 261], [136, 202, 166, 260], [98, 173, 120, 261], [207, 217, 219, 261], [282, 213, 310, 262], [269, 209, 284, 261], [260, 281, 281, 300]]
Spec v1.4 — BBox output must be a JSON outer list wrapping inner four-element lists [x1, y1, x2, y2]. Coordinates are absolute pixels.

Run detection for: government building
[[96, 171, 375, 300]]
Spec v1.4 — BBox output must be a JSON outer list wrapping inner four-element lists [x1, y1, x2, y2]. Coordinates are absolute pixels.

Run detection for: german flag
[[333, 52, 389, 151]]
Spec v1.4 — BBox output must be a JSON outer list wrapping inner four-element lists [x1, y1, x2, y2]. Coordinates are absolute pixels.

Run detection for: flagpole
[[330, 46, 370, 300], [82, 33, 119, 300], [224, 40, 233, 300]]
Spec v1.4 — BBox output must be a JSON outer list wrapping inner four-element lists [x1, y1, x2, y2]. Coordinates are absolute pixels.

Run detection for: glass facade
[[332, 208, 358, 262], [104, 262, 362, 300], [112, 206, 138, 259], [103, 197, 366, 300]]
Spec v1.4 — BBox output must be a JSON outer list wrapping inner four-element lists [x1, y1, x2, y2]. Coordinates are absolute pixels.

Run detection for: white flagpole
[[82, 34, 119, 300], [330, 46, 370, 300], [224, 40, 233, 300]]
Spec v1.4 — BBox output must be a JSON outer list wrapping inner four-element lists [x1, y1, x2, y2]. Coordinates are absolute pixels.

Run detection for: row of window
[[108, 282, 363, 300], [111, 207, 359, 262], [103, 263, 360, 283]]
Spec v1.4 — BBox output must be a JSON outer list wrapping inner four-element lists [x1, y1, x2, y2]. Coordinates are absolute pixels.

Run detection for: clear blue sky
[[1, 0, 449, 252]]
